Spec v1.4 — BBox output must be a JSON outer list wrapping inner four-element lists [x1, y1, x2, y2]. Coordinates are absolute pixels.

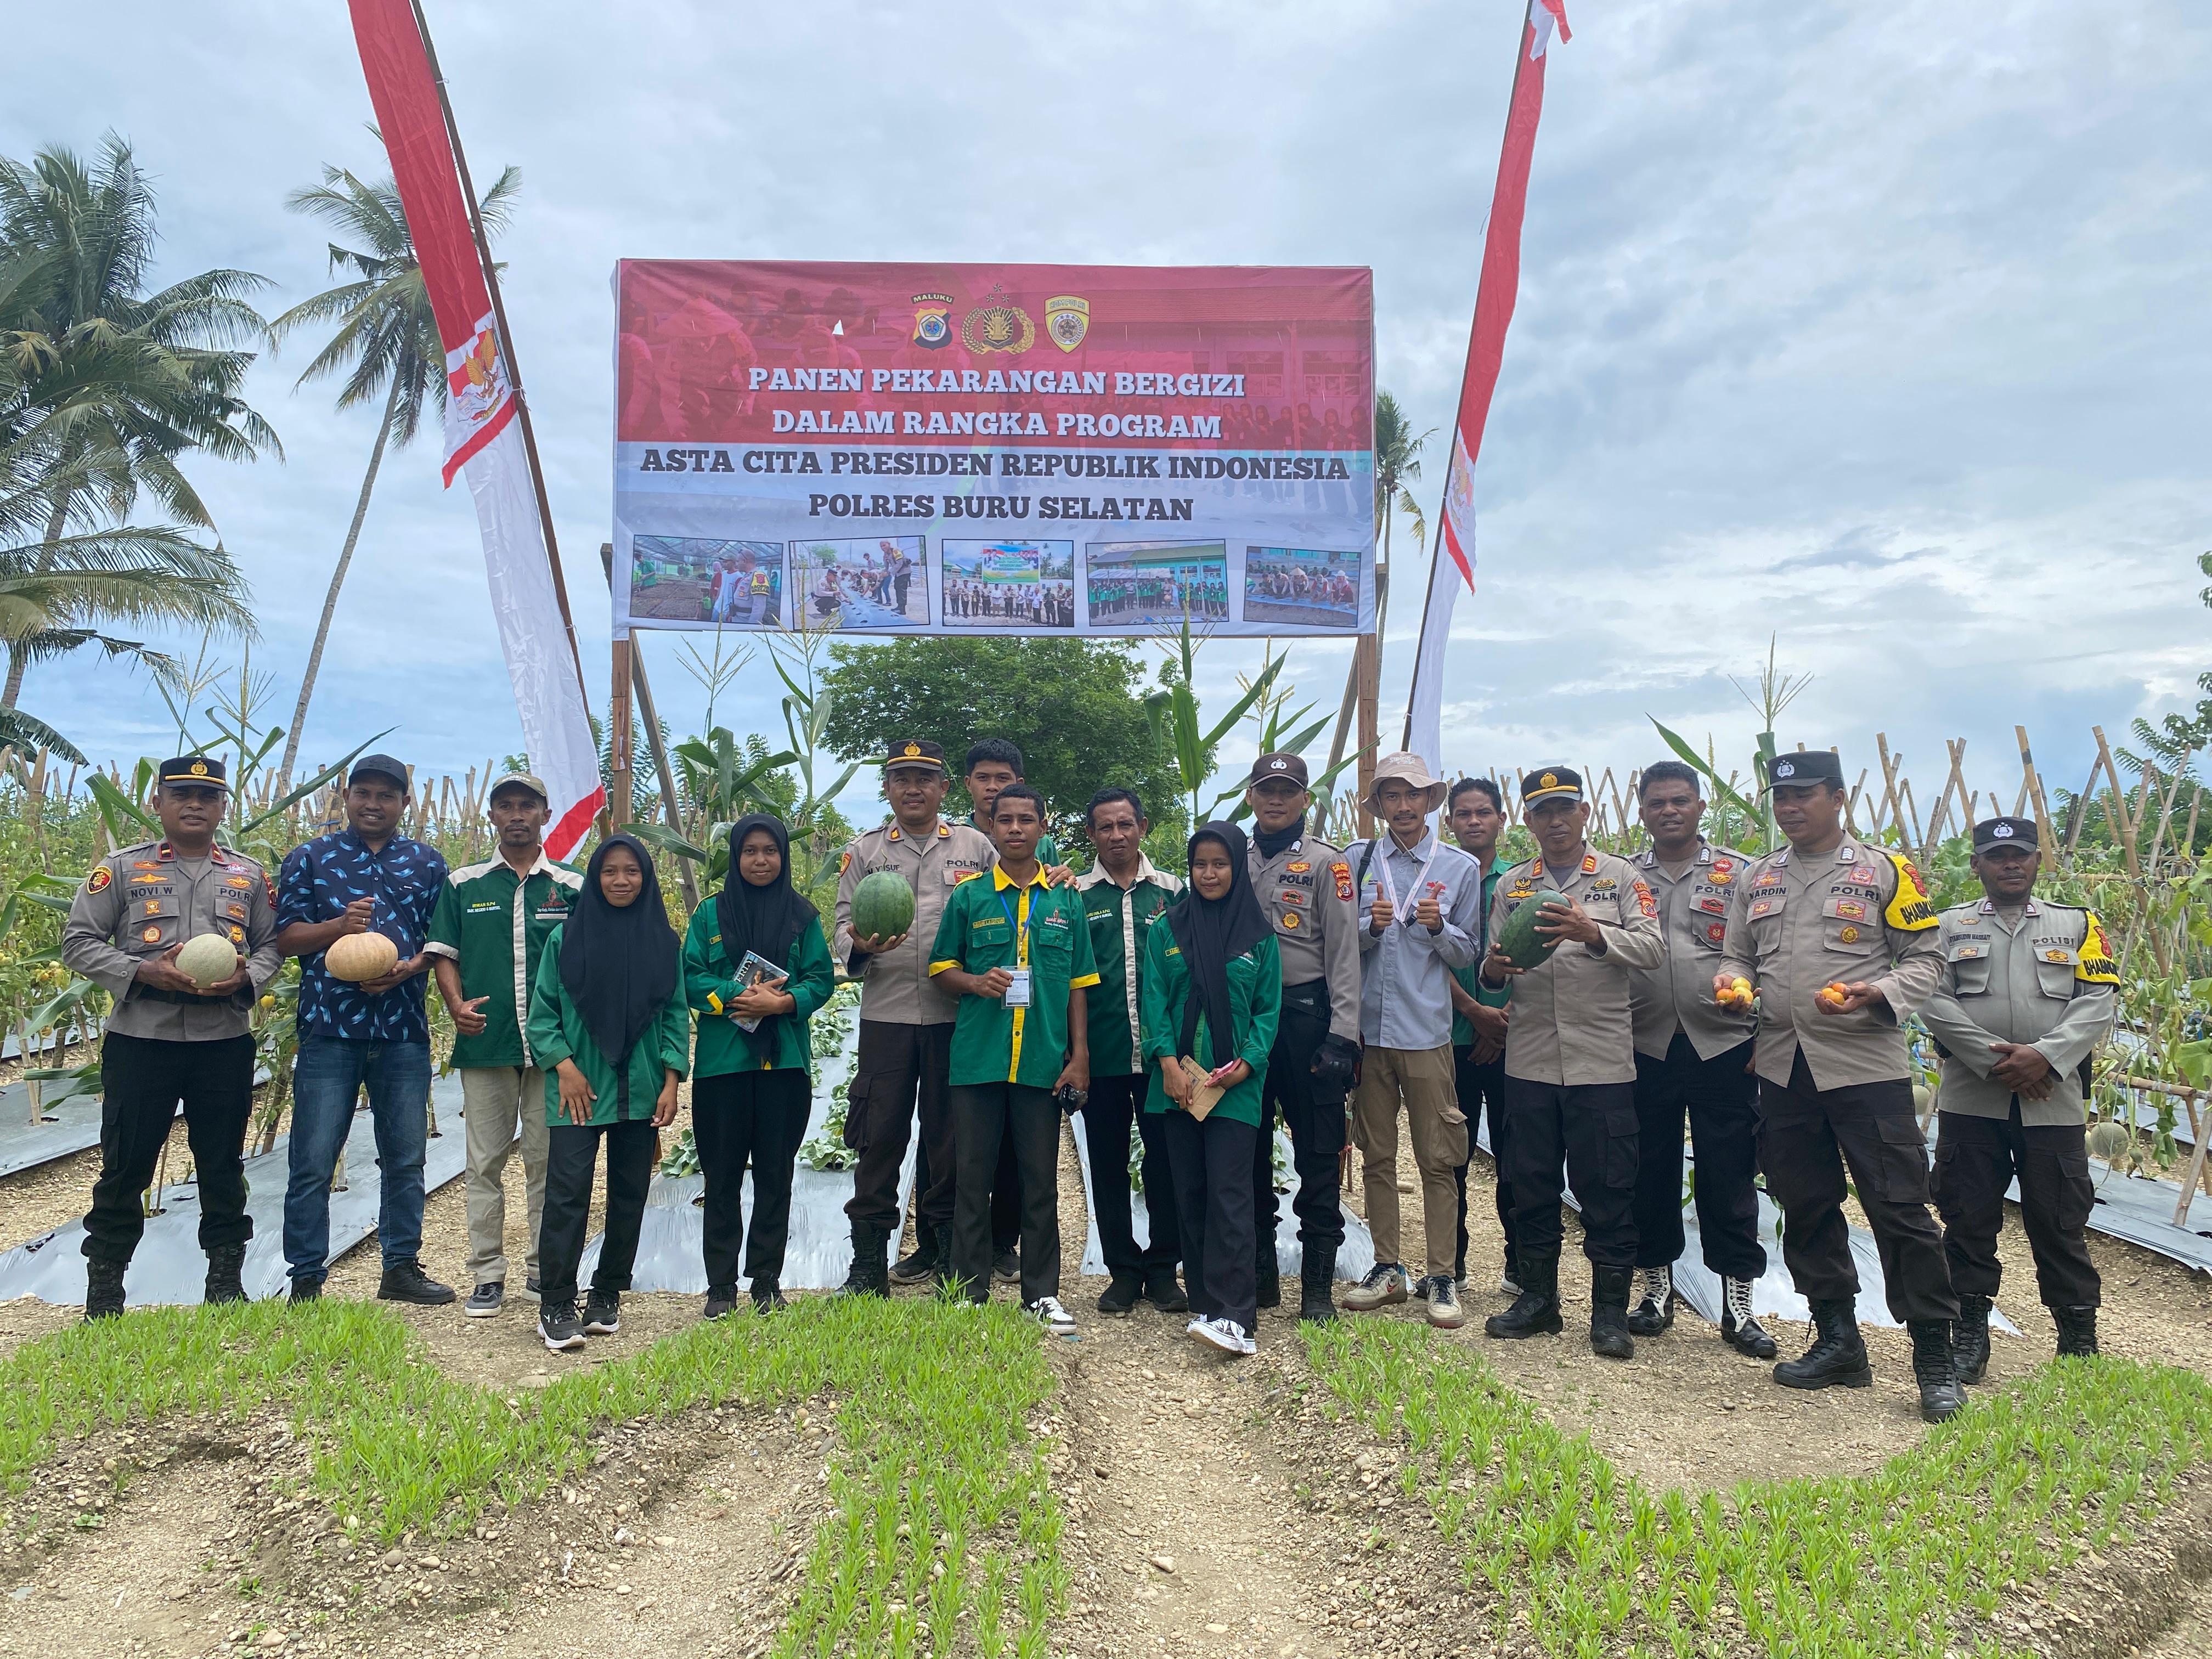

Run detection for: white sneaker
[[1189, 1316, 1255, 1356], [1026, 1295, 1077, 1337]]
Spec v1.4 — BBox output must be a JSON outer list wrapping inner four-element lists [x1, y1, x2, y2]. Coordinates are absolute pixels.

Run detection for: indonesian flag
[[348, 0, 606, 858], [1406, 0, 1568, 771]]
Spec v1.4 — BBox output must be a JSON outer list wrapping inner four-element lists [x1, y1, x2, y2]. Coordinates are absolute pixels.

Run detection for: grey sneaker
[[464, 1282, 505, 1319], [538, 1302, 585, 1352], [1188, 1316, 1255, 1356], [1425, 1274, 1466, 1330], [1342, 1262, 1411, 1311]]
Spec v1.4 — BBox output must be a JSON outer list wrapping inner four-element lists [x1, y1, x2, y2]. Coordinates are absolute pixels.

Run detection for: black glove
[[1310, 1032, 1360, 1094]]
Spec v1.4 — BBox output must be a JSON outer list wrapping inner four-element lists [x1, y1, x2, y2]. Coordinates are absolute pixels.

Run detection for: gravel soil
[[4, 1101, 2212, 1656]]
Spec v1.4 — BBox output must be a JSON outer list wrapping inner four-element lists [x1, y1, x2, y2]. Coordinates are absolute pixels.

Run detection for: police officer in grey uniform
[[1716, 749, 1963, 1421], [61, 757, 281, 1317], [1920, 816, 2117, 1378], [1243, 752, 1362, 1321], [830, 741, 996, 1294]]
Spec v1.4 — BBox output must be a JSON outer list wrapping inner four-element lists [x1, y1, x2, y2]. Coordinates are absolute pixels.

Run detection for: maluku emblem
[[1045, 296, 1090, 352], [911, 292, 953, 349]]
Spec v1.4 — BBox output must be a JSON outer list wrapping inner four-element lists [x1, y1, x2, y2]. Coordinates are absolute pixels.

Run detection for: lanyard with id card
[[997, 888, 1032, 1007]]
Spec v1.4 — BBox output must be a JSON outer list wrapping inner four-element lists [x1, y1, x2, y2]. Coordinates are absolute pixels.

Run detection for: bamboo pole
[[2015, 726, 2058, 866], [2092, 727, 2141, 878]]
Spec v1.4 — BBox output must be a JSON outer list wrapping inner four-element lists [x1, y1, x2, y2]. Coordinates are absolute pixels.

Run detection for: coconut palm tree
[[268, 160, 518, 786], [0, 134, 278, 709], [1370, 389, 1434, 636]]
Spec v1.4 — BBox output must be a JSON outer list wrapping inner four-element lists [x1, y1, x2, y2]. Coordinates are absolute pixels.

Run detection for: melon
[[177, 932, 241, 991], [325, 930, 400, 983], [1496, 890, 1568, 971], [853, 868, 917, 941]]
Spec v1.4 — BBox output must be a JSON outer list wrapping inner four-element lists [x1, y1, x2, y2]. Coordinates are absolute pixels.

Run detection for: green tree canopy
[[819, 637, 1186, 853]]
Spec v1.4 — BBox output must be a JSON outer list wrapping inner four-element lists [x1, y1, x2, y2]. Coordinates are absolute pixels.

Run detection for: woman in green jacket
[[1142, 821, 1281, 1357], [526, 834, 689, 1353], [684, 812, 834, 1316]]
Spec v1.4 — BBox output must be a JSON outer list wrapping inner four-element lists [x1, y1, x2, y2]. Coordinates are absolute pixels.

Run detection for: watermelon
[[853, 868, 917, 941], [1496, 889, 1567, 970]]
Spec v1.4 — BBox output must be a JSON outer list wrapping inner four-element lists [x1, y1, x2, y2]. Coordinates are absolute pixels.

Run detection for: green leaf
[[87, 772, 157, 840], [621, 822, 710, 863], [1650, 718, 1764, 824], [238, 729, 397, 836]]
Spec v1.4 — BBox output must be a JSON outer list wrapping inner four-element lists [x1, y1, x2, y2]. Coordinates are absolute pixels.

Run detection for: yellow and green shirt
[[682, 902, 836, 1077], [929, 863, 1100, 1089]]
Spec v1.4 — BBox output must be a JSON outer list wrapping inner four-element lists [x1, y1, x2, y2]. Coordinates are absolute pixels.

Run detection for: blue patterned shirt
[[278, 828, 448, 1043]]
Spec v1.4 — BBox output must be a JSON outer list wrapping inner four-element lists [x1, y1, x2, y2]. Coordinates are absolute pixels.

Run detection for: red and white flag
[[349, 0, 605, 858], [1406, 0, 1568, 770]]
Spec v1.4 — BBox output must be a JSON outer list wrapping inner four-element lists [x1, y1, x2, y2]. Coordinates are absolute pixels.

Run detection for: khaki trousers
[[461, 1065, 549, 1285], [1352, 1045, 1466, 1277]]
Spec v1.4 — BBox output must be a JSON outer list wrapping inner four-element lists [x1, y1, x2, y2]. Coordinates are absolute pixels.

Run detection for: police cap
[[157, 755, 228, 791], [1973, 816, 2040, 855], [1248, 752, 1310, 788], [1765, 751, 1845, 790], [883, 740, 947, 773], [1521, 766, 1584, 804]]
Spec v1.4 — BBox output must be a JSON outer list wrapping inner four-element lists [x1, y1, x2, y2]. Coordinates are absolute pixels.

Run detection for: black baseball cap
[[1765, 751, 1844, 789], [1973, 816, 2040, 855], [1248, 752, 1310, 788], [349, 753, 411, 792], [157, 755, 228, 790], [1521, 766, 1583, 804]]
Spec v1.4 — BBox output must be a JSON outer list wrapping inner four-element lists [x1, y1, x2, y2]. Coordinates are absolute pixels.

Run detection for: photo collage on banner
[[610, 261, 1376, 639]]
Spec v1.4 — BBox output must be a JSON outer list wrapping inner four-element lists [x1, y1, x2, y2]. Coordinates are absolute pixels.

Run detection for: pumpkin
[[1495, 890, 1567, 971], [325, 930, 400, 983], [177, 932, 241, 990], [852, 868, 917, 941]]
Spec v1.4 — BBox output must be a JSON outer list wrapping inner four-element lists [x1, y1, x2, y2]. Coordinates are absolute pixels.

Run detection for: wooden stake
[[1354, 632, 1379, 838], [2092, 726, 2140, 878], [609, 637, 633, 837]]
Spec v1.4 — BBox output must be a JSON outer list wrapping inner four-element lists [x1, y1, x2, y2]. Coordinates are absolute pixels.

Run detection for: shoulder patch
[[2077, 910, 2120, 984], [86, 865, 112, 894], [1632, 878, 1657, 918], [1881, 851, 1938, 931], [840, 849, 853, 873]]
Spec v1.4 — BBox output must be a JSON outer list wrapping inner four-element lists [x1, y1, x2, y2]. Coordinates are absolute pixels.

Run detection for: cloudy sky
[[10, 0, 2208, 819]]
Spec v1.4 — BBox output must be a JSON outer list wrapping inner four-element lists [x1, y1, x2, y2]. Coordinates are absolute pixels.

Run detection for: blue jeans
[[284, 1035, 432, 1282]]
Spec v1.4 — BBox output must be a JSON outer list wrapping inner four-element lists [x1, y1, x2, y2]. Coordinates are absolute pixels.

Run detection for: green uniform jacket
[[928, 864, 1100, 1090], [1139, 918, 1282, 1128], [682, 902, 836, 1078], [524, 926, 691, 1126], [424, 851, 583, 1069], [1451, 857, 1510, 1047]]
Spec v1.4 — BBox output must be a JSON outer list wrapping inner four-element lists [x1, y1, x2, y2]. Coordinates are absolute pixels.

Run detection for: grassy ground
[[1301, 1318, 2212, 1659], [0, 1295, 1065, 1659]]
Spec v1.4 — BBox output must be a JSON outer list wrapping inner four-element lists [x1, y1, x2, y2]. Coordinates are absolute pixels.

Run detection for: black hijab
[[558, 833, 680, 1072], [716, 813, 816, 972], [715, 813, 818, 1055], [1164, 821, 1272, 1062]]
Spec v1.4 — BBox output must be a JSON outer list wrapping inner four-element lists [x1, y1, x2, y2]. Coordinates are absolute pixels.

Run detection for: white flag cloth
[[462, 422, 606, 859], [1406, 515, 1465, 777]]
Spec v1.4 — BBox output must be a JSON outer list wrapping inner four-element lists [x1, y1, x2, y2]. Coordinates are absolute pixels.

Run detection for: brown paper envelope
[[1181, 1056, 1223, 1120]]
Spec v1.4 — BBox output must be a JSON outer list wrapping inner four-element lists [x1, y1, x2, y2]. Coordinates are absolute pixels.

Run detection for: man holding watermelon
[[830, 741, 996, 1295], [1714, 749, 1963, 1423], [63, 756, 282, 1318], [1477, 766, 1663, 1360]]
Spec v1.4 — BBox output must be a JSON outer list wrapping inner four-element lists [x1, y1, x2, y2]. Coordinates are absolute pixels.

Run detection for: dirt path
[[1045, 1118, 1356, 1658]]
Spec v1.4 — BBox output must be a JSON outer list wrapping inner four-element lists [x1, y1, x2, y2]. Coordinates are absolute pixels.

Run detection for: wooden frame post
[[608, 637, 633, 838], [1355, 632, 1379, 838]]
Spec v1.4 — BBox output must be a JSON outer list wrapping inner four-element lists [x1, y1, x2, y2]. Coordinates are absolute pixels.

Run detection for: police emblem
[[1773, 759, 1797, 780], [230, 926, 245, 944], [911, 293, 953, 349], [1330, 860, 1353, 900], [961, 297, 1035, 354], [1993, 822, 2017, 838], [1705, 921, 1727, 944], [1285, 861, 1311, 873], [1280, 910, 1300, 929], [140, 926, 161, 944], [1045, 296, 1090, 352], [1709, 859, 1734, 884], [2045, 949, 2069, 962], [1839, 925, 1860, 944], [87, 865, 112, 894]]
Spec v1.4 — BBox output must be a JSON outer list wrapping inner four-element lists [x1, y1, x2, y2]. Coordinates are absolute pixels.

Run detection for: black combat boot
[[1626, 1263, 1675, 1337], [1909, 1319, 1966, 1423], [1484, 1251, 1562, 1340], [1720, 1277, 1779, 1359], [83, 1258, 127, 1323], [1773, 1298, 1872, 1391], [1590, 1265, 1635, 1361], [204, 1243, 249, 1306], [2052, 1304, 2099, 1358], [1952, 1293, 1992, 1385], [1255, 1246, 1281, 1310], [1299, 1244, 1339, 1323], [834, 1224, 889, 1298], [1143, 1265, 1189, 1313]]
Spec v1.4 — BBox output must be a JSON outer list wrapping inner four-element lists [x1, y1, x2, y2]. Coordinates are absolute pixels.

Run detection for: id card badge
[[1003, 969, 1033, 1008]]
